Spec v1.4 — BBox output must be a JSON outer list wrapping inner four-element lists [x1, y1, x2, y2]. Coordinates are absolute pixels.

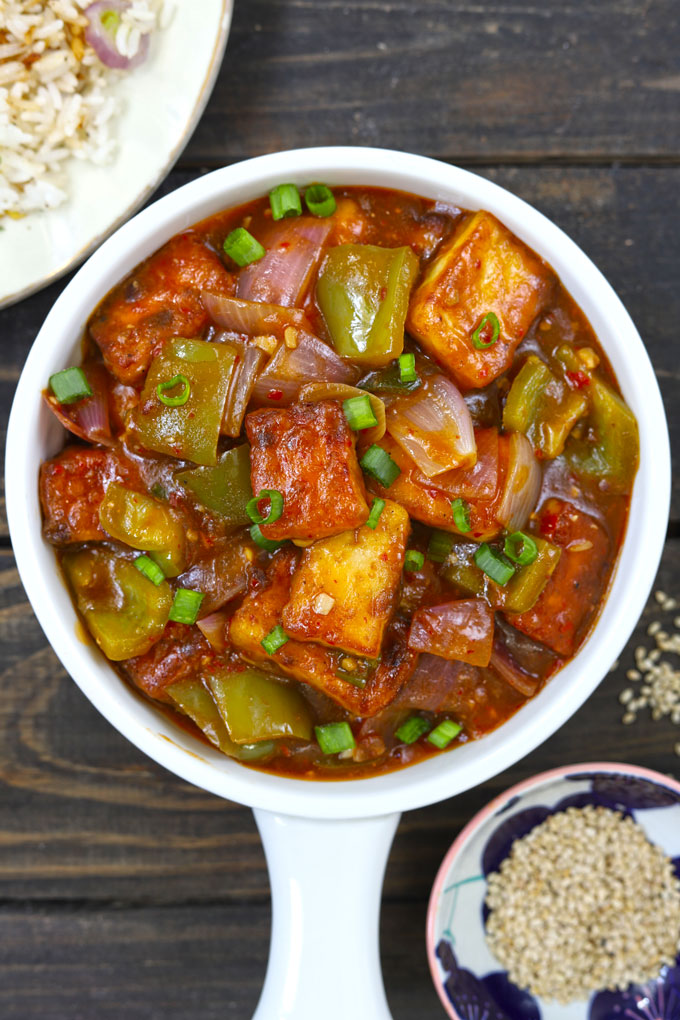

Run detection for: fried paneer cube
[[407, 211, 554, 390], [122, 623, 217, 704], [245, 400, 369, 542], [505, 498, 611, 656], [229, 550, 414, 716], [39, 446, 126, 545], [89, 232, 235, 385], [282, 499, 410, 658]]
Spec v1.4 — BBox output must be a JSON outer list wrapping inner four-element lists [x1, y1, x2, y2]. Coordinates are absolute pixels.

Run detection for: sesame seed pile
[[485, 806, 680, 1003], [617, 590, 680, 756]]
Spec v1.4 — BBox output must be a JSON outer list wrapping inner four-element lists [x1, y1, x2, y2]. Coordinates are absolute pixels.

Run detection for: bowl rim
[[5, 146, 671, 820], [425, 760, 680, 1020]]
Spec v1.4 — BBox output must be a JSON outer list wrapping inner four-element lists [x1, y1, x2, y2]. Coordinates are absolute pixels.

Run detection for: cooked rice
[[0, 0, 165, 217]]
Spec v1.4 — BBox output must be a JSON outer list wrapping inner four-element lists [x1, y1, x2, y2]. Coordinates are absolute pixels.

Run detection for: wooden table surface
[[1, 2, 679, 1017]]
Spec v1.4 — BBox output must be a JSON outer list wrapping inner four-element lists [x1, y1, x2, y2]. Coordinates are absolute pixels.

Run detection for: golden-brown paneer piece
[[39, 446, 127, 545], [368, 435, 505, 542], [407, 211, 554, 390], [229, 550, 415, 716], [89, 232, 235, 385], [245, 400, 370, 542], [282, 499, 410, 658]]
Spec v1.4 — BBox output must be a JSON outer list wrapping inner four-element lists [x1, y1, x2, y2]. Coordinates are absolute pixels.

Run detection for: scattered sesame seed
[[485, 806, 680, 1004]]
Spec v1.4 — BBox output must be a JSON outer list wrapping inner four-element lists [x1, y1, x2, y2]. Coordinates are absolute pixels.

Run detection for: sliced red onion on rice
[[84, 1, 150, 70]]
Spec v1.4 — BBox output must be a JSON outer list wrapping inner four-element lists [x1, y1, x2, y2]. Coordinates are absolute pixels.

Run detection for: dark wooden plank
[[187, 0, 680, 163], [1, 164, 677, 534], [0, 901, 442, 1020], [0, 540, 678, 905]]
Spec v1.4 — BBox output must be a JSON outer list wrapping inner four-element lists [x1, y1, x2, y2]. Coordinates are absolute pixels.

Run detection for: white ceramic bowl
[[5, 148, 670, 1020]]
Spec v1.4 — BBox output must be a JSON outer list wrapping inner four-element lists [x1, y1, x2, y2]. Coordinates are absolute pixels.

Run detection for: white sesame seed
[[485, 806, 680, 1004]]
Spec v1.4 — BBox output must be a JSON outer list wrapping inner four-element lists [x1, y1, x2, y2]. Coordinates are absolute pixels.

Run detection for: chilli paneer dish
[[39, 182, 639, 777]]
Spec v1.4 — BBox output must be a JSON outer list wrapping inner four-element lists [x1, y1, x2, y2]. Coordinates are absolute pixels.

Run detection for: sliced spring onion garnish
[[269, 183, 302, 221], [304, 184, 336, 218], [336, 668, 367, 688], [471, 311, 500, 350], [474, 543, 516, 585], [395, 715, 430, 744], [360, 444, 401, 487], [398, 352, 418, 384], [315, 721, 356, 754], [261, 625, 289, 655], [427, 719, 463, 749], [366, 497, 386, 530], [133, 554, 165, 586], [451, 497, 472, 533], [156, 373, 191, 407], [49, 367, 93, 405], [223, 227, 266, 267], [504, 531, 539, 566], [250, 524, 285, 552], [343, 394, 379, 431], [246, 488, 284, 526], [169, 588, 204, 625], [427, 530, 455, 564], [404, 549, 425, 572]]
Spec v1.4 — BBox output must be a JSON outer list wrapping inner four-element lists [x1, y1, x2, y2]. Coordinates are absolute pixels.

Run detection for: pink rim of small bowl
[[425, 761, 680, 1020]]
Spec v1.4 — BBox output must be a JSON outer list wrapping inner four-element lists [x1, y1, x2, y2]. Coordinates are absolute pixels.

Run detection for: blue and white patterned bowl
[[427, 763, 680, 1020]]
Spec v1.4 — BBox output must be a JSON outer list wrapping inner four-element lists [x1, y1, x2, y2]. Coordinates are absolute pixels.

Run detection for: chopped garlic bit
[[577, 346, 600, 369], [284, 326, 299, 349], [253, 334, 278, 355], [312, 592, 335, 616]]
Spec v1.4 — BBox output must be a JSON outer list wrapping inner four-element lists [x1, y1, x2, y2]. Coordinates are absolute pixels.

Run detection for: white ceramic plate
[[1, 0, 233, 310]]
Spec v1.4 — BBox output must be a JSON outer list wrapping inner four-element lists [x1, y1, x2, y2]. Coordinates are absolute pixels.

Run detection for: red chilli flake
[[268, 389, 284, 401], [566, 370, 591, 389]]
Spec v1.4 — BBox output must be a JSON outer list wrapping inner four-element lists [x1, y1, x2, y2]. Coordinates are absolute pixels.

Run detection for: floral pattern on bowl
[[427, 764, 680, 1020]]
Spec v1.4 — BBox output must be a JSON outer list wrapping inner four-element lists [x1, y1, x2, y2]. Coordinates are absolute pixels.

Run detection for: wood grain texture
[[0, 901, 445, 1020], [186, 0, 680, 163]]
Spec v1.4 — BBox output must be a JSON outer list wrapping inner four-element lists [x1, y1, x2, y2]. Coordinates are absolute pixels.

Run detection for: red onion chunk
[[407, 599, 494, 667], [252, 330, 359, 406], [85, 2, 150, 70], [221, 340, 267, 437], [236, 218, 332, 307], [203, 293, 311, 338], [43, 362, 112, 445], [196, 610, 230, 652], [490, 641, 538, 698], [434, 427, 499, 500], [497, 432, 542, 531], [176, 538, 254, 615], [386, 375, 476, 478]]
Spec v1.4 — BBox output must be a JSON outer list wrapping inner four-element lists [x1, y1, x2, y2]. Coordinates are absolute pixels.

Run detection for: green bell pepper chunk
[[556, 345, 639, 493], [207, 668, 313, 744], [317, 244, 419, 366], [99, 482, 186, 577], [503, 535, 562, 613], [503, 355, 553, 433], [133, 337, 238, 466], [167, 679, 275, 761], [503, 354, 588, 459], [176, 444, 253, 525], [62, 547, 172, 660], [441, 542, 486, 596]]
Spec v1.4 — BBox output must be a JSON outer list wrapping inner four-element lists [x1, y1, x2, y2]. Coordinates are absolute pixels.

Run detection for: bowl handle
[[252, 808, 401, 1020]]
